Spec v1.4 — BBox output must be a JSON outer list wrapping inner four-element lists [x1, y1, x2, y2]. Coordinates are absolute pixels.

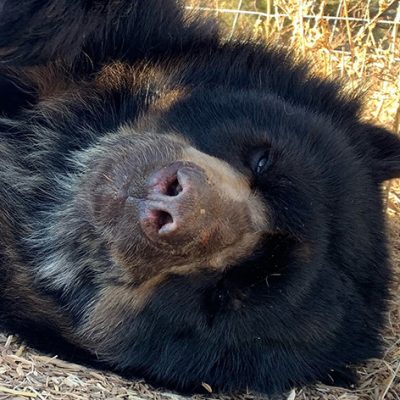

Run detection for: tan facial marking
[[79, 274, 167, 348], [181, 146, 268, 231]]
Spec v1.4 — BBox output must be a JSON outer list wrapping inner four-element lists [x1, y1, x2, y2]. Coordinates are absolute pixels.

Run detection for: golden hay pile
[[1, 1, 400, 399]]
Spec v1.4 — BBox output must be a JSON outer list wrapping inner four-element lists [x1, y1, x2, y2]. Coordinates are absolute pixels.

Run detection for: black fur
[[0, 0, 217, 68], [0, 0, 400, 396]]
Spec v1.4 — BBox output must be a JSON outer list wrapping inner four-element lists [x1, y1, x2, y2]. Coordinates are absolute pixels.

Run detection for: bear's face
[[77, 89, 365, 291]]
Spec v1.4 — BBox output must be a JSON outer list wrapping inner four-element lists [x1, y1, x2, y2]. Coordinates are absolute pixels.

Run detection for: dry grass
[[1, 1, 400, 399], [189, 0, 400, 133]]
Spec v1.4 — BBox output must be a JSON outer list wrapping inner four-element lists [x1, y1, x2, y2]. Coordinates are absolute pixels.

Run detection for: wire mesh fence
[[187, 1, 400, 133]]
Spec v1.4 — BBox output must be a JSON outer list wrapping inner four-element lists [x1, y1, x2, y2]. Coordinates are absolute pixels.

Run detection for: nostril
[[150, 170, 184, 197], [157, 210, 173, 230], [140, 207, 178, 241], [166, 178, 183, 197]]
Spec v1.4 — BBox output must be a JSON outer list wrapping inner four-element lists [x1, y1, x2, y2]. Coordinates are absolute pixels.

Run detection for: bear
[[0, 0, 399, 396]]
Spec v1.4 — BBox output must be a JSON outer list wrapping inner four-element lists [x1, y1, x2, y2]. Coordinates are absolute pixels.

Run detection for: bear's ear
[[362, 124, 400, 182]]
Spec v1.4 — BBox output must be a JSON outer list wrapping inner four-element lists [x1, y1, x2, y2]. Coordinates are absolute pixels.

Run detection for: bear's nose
[[140, 161, 210, 245]]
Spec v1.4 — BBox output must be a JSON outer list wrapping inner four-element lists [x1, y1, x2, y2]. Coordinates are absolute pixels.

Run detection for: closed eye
[[250, 147, 272, 176]]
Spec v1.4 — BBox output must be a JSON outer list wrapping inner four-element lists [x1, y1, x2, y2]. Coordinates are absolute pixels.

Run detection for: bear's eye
[[250, 148, 271, 176]]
